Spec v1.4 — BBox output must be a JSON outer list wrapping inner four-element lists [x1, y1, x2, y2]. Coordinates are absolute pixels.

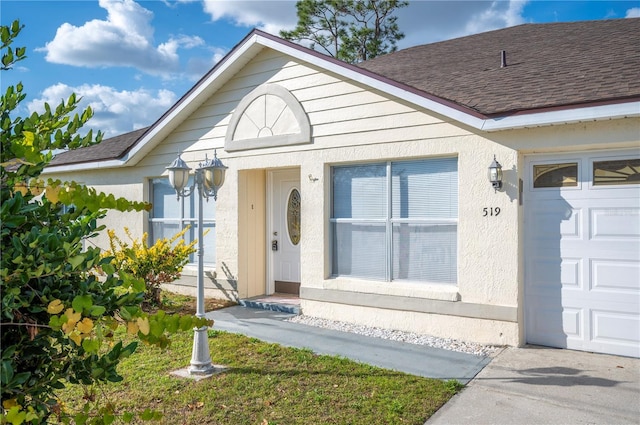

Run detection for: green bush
[[103, 227, 197, 306]]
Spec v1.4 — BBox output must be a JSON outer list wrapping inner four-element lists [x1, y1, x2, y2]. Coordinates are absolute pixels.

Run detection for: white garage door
[[525, 151, 640, 358]]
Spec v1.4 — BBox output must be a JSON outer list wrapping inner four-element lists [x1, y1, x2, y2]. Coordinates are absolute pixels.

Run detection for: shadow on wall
[[502, 165, 519, 203], [207, 261, 238, 302]]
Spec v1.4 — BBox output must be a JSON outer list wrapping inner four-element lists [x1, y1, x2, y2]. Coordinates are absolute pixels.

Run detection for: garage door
[[525, 151, 640, 358]]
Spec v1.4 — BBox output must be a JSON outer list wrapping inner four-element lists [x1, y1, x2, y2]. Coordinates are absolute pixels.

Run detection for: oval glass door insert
[[287, 188, 301, 245]]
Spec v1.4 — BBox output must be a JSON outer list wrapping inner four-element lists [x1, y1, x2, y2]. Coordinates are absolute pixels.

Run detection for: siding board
[[148, 51, 459, 166]]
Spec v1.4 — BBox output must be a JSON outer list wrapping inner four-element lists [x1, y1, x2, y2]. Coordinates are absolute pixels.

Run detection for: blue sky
[[2, 0, 639, 138]]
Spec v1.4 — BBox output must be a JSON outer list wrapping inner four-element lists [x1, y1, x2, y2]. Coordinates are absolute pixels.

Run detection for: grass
[[54, 292, 462, 424]]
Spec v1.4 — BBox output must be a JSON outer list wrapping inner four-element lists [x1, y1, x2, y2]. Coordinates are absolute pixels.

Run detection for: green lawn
[[54, 294, 462, 424]]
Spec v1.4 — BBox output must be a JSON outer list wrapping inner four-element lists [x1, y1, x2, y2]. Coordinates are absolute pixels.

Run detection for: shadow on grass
[[217, 366, 414, 380]]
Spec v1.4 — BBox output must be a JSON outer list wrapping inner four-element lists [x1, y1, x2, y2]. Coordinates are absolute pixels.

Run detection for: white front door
[[269, 169, 301, 294], [525, 151, 640, 357]]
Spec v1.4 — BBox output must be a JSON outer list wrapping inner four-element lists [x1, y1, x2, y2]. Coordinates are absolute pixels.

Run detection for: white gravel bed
[[287, 315, 501, 357]]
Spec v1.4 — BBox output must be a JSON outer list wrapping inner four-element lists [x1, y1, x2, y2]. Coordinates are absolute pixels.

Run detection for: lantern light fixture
[[489, 155, 503, 192], [166, 153, 191, 195]]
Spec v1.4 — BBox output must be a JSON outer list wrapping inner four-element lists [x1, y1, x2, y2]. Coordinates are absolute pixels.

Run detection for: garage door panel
[[591, 310, 640, 357], [563, 308, 584, 339], [526, 302, 581, 347], [591, 259, 640, 292], [529, 205, 581, 240], [590, 207, 640, 239], [528, 257, 581, 289]]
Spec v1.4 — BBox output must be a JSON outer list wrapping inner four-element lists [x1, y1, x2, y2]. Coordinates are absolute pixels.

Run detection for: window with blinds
[[149, 178, 216, 265], [331, 157, 458, 284]]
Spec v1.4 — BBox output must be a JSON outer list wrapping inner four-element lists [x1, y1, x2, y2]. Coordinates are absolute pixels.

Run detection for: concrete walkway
[[208, 305, 640, 425], [426, 345, 640, 425], [207, 305, 490, 384]]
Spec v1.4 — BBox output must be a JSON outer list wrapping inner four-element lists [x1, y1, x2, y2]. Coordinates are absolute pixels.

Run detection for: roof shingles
[[357, 19, 640, 116], [48, 126, 149, 167]]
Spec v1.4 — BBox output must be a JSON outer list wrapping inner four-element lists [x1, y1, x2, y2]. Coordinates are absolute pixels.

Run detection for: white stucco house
[[45, 19, 640, 358]]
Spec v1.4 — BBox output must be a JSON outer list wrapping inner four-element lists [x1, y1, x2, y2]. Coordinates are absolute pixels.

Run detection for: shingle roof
[[357, 18, 640, 116], [48, 126, 149, 166], [47, 18, 639, 168]]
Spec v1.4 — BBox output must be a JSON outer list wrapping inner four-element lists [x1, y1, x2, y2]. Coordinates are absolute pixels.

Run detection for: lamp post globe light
[[166, 150, 227, 375]]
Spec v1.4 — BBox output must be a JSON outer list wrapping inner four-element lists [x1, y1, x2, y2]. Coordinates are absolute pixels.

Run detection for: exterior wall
[[42, 168, 148, 251], [302, 300, 517, 346], [43, 45, 640, 347]]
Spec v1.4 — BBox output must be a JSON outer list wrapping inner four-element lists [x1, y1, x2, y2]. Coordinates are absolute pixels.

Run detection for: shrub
[[104, 227, 197, 306]]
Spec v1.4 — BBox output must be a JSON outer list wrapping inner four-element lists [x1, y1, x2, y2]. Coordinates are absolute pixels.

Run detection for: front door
[[270, 169, 301, 295]]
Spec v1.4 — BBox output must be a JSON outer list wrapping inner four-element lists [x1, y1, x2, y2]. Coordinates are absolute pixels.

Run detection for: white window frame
[[330, 157, 458, 284], [148, 177, 216, 266]]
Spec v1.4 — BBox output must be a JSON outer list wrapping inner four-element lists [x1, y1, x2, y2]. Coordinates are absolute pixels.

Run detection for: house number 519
[[483, 207, 501, 217]]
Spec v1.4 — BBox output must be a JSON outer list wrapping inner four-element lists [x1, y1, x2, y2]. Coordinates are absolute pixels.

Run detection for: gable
[[43, 19, 640, 173]]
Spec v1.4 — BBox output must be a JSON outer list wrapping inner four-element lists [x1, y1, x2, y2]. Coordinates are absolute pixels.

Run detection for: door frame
[[266, 168, 300, 295]]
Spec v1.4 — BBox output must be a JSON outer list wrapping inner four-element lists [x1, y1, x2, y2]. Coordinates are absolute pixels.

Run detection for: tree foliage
[[280, 0, 408, 63], [1, 21, 210, 424]]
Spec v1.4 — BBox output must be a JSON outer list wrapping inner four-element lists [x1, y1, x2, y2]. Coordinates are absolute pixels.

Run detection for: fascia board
[[42, 158, 126, 174], [481, 101, 640, 131]]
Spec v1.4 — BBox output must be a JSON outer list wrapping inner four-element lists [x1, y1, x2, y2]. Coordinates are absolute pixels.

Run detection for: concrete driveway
[[426, 345, 640, 425]]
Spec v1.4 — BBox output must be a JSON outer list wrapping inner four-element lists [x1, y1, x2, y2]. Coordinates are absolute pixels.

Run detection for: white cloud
[[367, 1, 529, 50], [163, 0, 199, 7], [626, 7, 640, 18], [186, 47, 227, 77], [201, 0, 298, 35], [38, 0, 204, 77], [464, 1, 528, 35], [28, 83, 177, 138]]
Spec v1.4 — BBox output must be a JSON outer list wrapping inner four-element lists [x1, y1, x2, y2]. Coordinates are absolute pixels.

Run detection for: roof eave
[[43, 29, 640, 174], [43, 158, 128, 174], [481, 101, 640, 132]]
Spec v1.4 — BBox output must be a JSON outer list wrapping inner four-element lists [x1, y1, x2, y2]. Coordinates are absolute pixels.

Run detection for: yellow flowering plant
[[103, 227, 197, 305]]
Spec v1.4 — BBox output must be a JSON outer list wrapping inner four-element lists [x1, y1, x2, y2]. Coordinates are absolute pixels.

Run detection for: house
[[45, 18, 640, 358]]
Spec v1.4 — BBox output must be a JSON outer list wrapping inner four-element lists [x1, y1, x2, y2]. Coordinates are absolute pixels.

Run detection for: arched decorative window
[[225, 84, 311, 151]]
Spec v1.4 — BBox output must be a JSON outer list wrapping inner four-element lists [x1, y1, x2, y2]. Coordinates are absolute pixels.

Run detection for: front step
[[238, 296, 300, 315]]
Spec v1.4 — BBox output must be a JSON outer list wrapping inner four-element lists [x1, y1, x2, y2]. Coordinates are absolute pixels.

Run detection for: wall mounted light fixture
[[489, 155, 503, 192]]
